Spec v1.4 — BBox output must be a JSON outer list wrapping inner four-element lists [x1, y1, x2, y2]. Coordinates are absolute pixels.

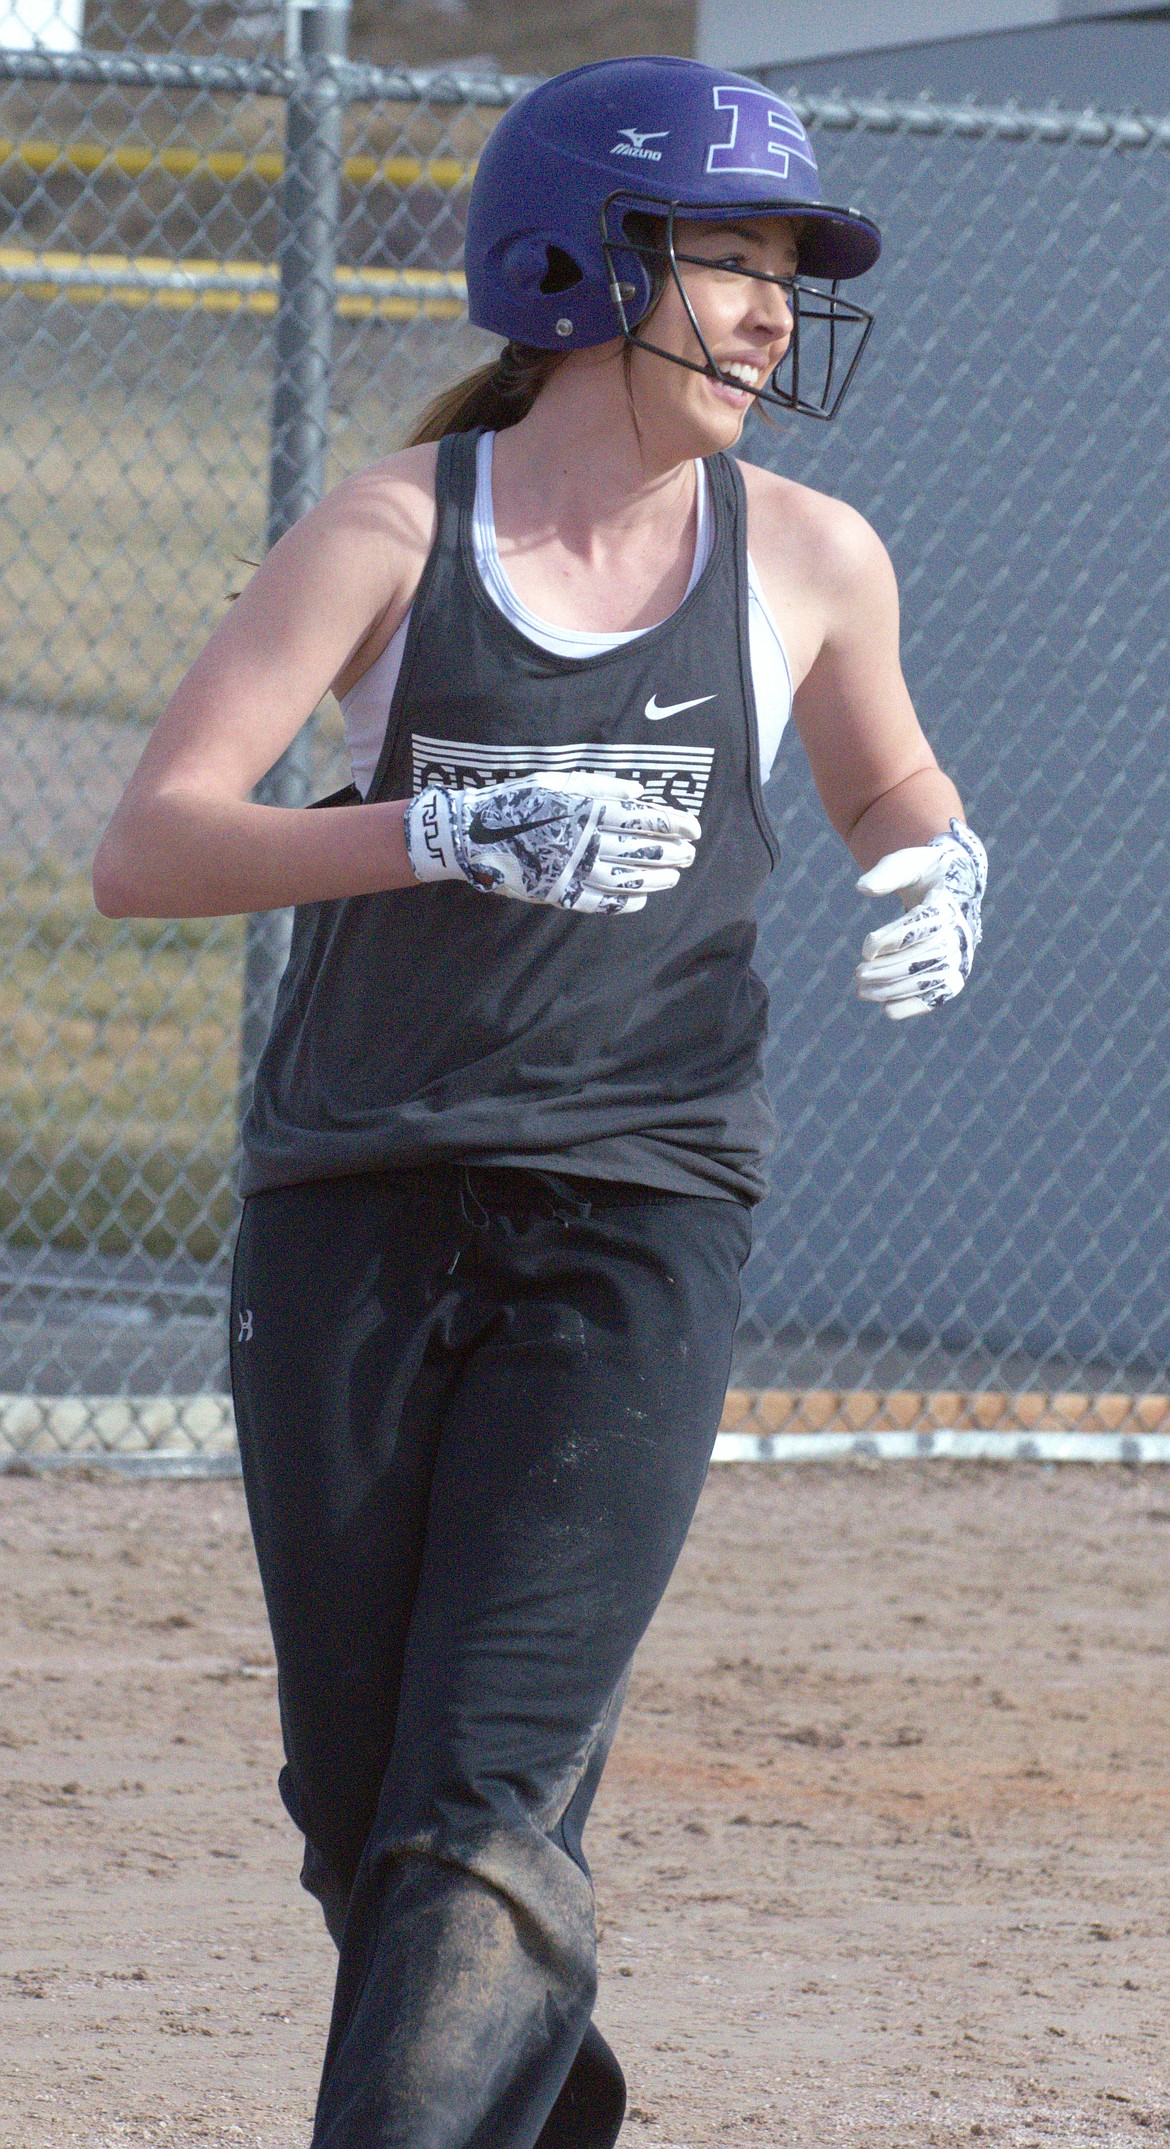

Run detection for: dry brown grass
[[0, 313, 486, 717], [0, 267, 484, 1261], [0, 366, 269, 721], [0, 863, 243, 1257]]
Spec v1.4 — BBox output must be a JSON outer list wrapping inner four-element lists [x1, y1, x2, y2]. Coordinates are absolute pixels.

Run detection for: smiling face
[[625, 214, 801, 451]]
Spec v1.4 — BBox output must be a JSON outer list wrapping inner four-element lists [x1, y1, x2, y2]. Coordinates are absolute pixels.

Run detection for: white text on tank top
[[340, 433, 795, 799]]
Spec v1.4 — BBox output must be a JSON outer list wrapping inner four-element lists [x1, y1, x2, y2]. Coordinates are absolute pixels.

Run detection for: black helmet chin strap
[[600, 194, 874, 423]]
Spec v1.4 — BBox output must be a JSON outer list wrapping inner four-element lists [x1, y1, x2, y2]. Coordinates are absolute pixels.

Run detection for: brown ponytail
[[405, 341, 568, 446]]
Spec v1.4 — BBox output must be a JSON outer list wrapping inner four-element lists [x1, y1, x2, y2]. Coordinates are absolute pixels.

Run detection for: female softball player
[[94, 54, 986, 2149]]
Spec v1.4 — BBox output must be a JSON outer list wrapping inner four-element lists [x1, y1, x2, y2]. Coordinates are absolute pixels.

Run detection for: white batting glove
[[854, 818, 987, 1020], [404, 771, 701, 917]]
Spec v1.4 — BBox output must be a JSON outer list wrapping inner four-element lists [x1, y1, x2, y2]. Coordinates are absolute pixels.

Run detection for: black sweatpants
[[230, 1163, 751, 2149]]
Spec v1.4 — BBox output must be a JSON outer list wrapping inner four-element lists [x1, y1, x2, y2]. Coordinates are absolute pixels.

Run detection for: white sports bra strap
[[340, 431, 793, 796]]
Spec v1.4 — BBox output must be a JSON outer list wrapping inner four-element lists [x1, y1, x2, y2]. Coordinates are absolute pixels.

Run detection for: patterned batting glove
[[404, 770, 701, 917], [854, 818, 987, 1020]]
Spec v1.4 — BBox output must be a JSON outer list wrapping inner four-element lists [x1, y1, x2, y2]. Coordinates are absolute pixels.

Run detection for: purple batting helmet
[[464, 56, 882, 420]]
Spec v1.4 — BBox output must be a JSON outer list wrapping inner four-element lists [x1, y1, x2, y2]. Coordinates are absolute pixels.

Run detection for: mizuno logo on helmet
[[611, 127, 669, 162]]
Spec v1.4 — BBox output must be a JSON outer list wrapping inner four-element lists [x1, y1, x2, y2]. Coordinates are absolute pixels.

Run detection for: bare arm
[[787, 499, 962, 871], [745, 469, 983, 1019], [92, 449, 439, 919]]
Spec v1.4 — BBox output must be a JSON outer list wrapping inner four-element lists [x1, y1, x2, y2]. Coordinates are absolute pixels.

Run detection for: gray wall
[[732, 91, 1170, 1392], [697, 1, 1170, 72], [762, 15, 1170, 103]]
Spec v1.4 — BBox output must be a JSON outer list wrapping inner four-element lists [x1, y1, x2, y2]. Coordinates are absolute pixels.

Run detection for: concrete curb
[[0, 1392, 236, 1460], [711, 1428, 1170, 1465]]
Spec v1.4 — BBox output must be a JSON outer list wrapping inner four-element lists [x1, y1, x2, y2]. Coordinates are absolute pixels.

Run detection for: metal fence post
[[237, 0, 351, 1130]]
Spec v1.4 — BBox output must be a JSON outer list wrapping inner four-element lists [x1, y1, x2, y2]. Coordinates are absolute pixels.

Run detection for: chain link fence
[[1, 17, 1168, 1463]]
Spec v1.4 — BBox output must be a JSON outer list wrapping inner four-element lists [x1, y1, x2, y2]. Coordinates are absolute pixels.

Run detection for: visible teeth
[[722, 361, 761, 387]]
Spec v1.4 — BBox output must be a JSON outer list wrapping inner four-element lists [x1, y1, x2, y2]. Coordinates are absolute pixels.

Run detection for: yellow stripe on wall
[[0, 137, 474, 190], [0, 246, 469, 319]]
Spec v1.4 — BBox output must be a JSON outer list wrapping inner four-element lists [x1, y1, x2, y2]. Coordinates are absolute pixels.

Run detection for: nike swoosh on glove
[[854, 818, 987, 1020], [403, 771, 701, 916]]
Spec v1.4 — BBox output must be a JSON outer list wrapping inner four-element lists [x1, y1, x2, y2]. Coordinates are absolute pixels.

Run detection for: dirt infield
[[2, 1463, 1168, 2148]]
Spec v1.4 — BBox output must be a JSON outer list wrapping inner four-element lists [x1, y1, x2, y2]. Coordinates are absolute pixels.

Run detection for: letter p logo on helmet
[[704, 85, 819, 184]]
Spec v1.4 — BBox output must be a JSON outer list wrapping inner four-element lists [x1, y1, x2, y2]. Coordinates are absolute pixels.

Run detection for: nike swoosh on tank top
[[240, 428, 781, 1204]]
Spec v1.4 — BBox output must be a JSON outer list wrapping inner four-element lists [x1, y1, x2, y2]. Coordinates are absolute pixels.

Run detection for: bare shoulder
[[314, 440, 440, 559], [735, 456, 894, 606], [287, 441, 441, 697]]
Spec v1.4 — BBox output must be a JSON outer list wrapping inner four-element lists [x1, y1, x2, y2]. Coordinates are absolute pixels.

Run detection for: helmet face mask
[[601, 195, 875, 424]]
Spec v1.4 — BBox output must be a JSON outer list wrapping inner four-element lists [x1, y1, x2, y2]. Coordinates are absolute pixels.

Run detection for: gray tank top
[[240, 429, 781, 1204]]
